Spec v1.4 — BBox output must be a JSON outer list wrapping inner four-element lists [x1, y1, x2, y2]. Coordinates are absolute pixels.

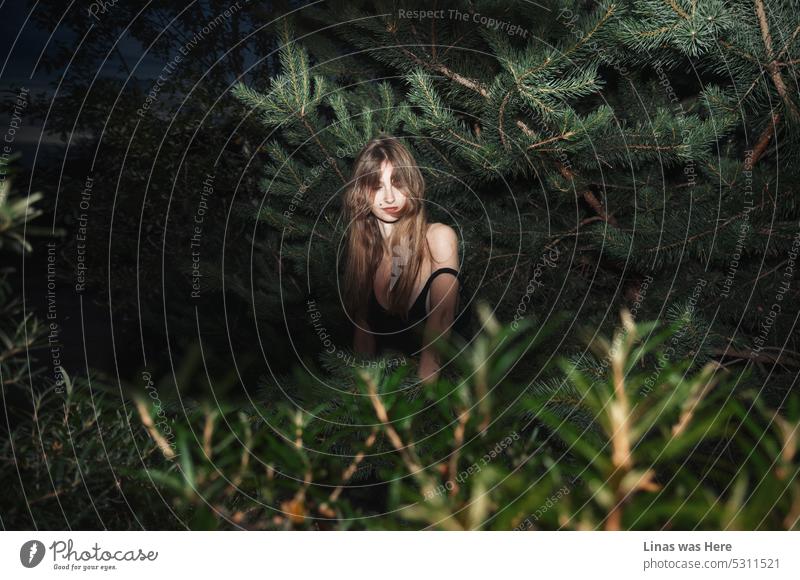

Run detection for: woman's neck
[[376, 220, 398, 258], [377, 218, 395, 241]]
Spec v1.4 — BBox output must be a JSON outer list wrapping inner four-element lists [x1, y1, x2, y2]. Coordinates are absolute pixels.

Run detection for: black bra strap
[[422, 267, 460, 295]]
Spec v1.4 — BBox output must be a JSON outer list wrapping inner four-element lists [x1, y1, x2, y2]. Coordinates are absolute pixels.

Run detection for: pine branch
[[510, 118, 618, 227], [665, 0, 690, 20], [775, 24, 800, 60], [754, 0, 800, 121], [396, 35, 606, 194], [399, 46, 490, 97], [751, 112, 781, 166], [712, 347, 800, 367], [526, 131, 577, 150], [557, 2, 619, 65], [299, 114, 346, 183], [556, 160, 619, 227], [326, 427, 379, 503], [644, 197, 772, 254]]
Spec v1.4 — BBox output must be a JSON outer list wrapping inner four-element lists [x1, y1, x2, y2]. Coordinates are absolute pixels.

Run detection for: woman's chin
[[376, 211, 403, 222]]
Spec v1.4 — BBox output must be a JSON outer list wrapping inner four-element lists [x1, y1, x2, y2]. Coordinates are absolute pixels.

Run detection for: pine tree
[[232, 0, 799, 404]]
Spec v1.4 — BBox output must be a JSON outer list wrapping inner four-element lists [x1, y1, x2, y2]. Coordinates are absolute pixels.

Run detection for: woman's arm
[[419, 224, 460, 384], [354, 316, 375, 356]]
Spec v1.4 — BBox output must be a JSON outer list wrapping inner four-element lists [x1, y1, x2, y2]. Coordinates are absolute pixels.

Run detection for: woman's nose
[[384, 187, 395, 203]]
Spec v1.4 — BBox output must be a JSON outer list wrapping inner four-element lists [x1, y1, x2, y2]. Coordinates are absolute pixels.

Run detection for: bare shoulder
[[425, 222, 459, 266]]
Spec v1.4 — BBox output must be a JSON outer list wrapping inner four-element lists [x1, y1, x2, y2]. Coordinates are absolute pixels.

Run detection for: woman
[[342, 135, 460, 384]]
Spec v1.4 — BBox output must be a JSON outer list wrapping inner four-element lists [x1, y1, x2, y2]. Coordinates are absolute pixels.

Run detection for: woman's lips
[[383, 206, 401, 215]]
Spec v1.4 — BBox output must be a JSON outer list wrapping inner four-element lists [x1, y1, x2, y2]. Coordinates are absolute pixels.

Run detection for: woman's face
[[370, 160, 408, 222]]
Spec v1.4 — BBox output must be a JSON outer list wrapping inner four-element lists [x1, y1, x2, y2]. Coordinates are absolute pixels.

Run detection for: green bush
[[7, 307, 794, 530]]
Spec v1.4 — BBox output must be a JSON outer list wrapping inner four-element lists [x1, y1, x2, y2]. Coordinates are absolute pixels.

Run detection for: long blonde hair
[[342, 135, 429, 321]]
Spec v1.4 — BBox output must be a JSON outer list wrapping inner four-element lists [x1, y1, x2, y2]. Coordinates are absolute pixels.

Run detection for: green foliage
[[6, 304, 797, 530], [1, 377, 164, 529], [0, 167, 52, 396], [228, 0, 798, 390], [6, 0, 799, 532], [0, 161, 52, 253]]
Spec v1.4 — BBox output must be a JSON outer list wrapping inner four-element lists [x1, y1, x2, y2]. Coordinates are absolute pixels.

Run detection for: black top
[[367, 267, 460, 356]]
